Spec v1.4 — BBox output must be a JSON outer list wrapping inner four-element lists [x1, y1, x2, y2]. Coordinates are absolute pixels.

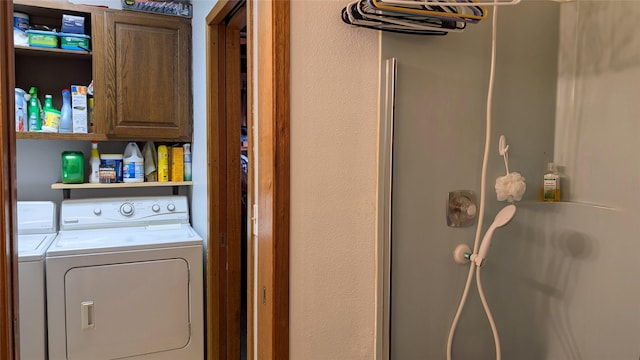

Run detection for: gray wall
[[385, 1, 639, 359]]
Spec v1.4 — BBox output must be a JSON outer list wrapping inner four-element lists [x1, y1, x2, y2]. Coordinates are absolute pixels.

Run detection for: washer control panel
[[60, 196, 190, 230]]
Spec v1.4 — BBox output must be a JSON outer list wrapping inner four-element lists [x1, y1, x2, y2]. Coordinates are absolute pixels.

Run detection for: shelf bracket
[[63, 189, 71, 199], [172, 186, 179, 195]]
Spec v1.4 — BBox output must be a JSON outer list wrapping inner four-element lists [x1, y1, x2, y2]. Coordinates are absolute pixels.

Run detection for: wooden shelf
[[16, 132, 107, 141], [52, 181, 193, 198], [14, 45, 92, 58], [52, 181, 193, 190]]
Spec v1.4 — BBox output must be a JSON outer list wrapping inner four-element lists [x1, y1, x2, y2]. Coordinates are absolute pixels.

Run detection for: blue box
[[61, 14, 85, 34]]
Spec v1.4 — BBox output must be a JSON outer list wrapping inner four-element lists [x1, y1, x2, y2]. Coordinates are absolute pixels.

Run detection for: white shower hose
[[446, 5, 501, 360]]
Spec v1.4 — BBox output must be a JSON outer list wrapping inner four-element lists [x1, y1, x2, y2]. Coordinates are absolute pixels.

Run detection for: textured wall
[[290, 0, 379, 358]]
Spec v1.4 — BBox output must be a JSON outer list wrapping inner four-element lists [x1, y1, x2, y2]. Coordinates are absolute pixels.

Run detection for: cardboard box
[[71, 85, 88, 133], [170, 146, 183, 181], [62, 14, 85, 34], [121, 0, 192, 18]]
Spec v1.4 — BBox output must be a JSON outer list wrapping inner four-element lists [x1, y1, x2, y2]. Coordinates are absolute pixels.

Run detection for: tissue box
[[71, 85, 88, 133]]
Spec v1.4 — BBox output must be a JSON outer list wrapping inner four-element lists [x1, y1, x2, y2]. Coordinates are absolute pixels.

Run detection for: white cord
[[446, 4, 501, 360], [477, 266, 502, 359]]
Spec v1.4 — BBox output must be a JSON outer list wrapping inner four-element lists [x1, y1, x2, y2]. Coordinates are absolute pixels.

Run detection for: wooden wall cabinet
[[103, 10, 192, 141], [13, 0, 192, 142]]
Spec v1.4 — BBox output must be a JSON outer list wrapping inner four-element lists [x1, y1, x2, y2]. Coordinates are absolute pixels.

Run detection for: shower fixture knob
[[447, 190, 478, 227]]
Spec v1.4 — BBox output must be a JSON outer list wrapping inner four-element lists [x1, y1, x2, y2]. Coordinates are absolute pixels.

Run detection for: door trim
[[207, 1, 290, 359], [255, 1, 290, 359], [206, 1, 245, 359], [0, 1, 19, 359]]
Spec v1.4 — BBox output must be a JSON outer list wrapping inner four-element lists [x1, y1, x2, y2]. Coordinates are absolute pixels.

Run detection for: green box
[[26, 30, 58, 48], [59, 33, 91, 51]]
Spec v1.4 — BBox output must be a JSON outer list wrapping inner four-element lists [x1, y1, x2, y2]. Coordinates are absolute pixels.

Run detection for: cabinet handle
[[81, 301, 95, 330]]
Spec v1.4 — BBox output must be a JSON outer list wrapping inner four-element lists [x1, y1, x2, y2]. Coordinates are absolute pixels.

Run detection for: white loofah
[[495, 172, 526, 202]]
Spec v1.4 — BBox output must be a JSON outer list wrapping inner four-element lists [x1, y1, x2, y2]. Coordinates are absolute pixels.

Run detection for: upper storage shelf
[[13, 0, 193, 142], [14, 45, 91, 58]]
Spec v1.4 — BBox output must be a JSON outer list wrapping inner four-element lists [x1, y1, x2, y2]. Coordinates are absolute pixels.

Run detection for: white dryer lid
[[18, 233, 57, 261], [46, 224, 203, 257], [17, 201, 57, 234]]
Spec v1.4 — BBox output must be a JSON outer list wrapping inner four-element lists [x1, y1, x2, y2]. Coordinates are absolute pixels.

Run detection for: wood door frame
[[0, 1, 20, 359], [207, 0, 290, 359], [206, 1, 245, 359], [255, 1, 290, 359]]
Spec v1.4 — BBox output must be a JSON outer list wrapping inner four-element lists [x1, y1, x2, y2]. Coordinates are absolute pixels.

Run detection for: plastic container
[[183, 143, 192, 181], [28, 87, 41, 131], [59, 89, 72, 133], [42, 109, 60, 133], [26, 30, 58, 48], [61, 151, 84, 184], [13, 12, 29, 32], [42, 94, 60, 132], [59, 32, 90, 51], [123, 142, 144, 183], [87, 97, 94, 132], [15, 88, 27, 132], [157, 145, 169, 182], [543, 162, 560, 202], [89, 141, 100, 183], [100, 154, 123, 182]]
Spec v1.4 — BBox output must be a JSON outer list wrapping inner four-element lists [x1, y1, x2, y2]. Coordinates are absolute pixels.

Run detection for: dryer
[[46, 196, 203, 360], [17, 201, 57, 360]]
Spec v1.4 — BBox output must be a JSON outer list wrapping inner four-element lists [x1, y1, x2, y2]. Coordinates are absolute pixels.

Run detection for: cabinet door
[[104, 11, 192, 141]]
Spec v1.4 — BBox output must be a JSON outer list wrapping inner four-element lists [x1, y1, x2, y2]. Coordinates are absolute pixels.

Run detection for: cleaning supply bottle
[[543, 162, 560, 202], [89, 141, 101, 183], [28, 87, 41, 131], [43, 94, 54, 113], [123, 141, 144, 183], [15, 88, 26, 132], [157, 145, 169, 182], [183, 143, 192, 181], [59, 89, 73, 133], [42, 94, 61, 132]]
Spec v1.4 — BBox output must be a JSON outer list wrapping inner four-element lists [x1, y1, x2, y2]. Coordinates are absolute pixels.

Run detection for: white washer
[[18, 201, 57, 360], [46, 196, 203, 360]]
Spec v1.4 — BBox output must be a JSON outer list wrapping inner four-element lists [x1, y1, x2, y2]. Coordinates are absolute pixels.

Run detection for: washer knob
[[167, 203, 176, 212], [152, 204, 161, 212], [120, 203, 134, 216], [93, 207, 102, 215]]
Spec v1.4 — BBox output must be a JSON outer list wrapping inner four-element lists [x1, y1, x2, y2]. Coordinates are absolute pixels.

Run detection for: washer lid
[[18, 233, 57, 261], [46, 224, 203, 257], [17, 201, 57, 234]]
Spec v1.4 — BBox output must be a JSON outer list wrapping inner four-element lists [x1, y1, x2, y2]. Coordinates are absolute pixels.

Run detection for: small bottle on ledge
[[542, 162, 560, 202]]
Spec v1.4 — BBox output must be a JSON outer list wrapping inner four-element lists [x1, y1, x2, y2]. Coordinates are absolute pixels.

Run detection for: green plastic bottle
[[43, 94, 54, 111], [28, 87, 41, 131], [42, 94, 61, 132]]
